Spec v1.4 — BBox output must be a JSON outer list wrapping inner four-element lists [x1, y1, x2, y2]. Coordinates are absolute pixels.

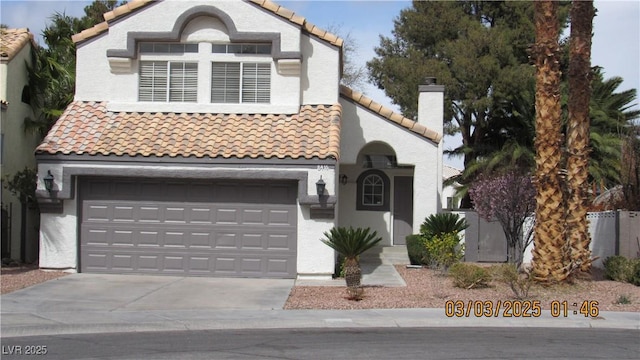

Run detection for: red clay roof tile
[[0, 28, 35, 62], [36, 102, 342, 160]]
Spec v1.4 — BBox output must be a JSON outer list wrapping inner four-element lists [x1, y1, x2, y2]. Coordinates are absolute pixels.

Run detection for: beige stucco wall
[[1, 41, 40, 261]]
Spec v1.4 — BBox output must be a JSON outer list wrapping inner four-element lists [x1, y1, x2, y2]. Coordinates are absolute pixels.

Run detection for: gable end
[[339, 86, 442, 143], [105, 5, 301, 61]]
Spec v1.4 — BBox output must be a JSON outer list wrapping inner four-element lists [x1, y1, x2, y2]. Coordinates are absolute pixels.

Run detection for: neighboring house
[[0, 28, 40, 262], [442, 165, 462, 210], [35, 0, 444, 279]]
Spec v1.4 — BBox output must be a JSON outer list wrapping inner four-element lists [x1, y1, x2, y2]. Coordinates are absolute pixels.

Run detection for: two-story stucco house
[[1, 28, 40, 263], [35, 0, 444, 279]]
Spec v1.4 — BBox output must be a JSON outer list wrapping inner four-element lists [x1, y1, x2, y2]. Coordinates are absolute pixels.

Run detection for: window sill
[[106, 102, 300, 114]]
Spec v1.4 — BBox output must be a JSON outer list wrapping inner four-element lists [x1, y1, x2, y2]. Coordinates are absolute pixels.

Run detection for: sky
[[1, 0, 638, 169]]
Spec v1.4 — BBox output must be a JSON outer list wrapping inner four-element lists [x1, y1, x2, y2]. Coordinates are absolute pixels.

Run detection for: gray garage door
[[79, 177, 297, 278]]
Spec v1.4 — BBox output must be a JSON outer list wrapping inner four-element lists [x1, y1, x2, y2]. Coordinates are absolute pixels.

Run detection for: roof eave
[[339, 85, 442, 144]]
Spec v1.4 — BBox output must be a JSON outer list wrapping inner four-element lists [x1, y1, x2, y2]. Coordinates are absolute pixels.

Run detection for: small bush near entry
[[603, 256, 633, 282], [423, 232, 464, 272], [494, 264, 533, 299], [448, 263, 491, 289], [419, 213, 468, 240], [631, 259, 640, 286], [406, 234, 429, 265]]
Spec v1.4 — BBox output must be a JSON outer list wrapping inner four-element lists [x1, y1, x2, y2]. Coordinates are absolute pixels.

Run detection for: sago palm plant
[[321, 227, 382, 289], [419, 213, 468, 240]]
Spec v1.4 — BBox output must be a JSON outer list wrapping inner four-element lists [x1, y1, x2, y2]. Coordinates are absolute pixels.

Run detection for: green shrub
[[419, 213, 468, 239], [449, 263, 491, 289], [422, 232, 464, 271], [603, 256, 633, 282], [333, 254, 346, 279], [631, 259, 640, 286], [406, 234, 429, 265], [494, 264, 533, 299], [615, 294, 632, 304], [321, 226, 382, 290]]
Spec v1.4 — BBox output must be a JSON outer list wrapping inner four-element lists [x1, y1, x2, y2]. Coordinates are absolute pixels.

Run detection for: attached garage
[[79, 177, 298, 278]]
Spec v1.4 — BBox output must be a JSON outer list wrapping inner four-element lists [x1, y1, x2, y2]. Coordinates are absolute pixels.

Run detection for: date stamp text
[[444, 300, 599, 318]]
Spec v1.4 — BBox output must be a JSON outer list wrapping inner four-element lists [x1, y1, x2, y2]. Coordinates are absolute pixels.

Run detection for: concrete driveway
[[1, 273, 295, 313]]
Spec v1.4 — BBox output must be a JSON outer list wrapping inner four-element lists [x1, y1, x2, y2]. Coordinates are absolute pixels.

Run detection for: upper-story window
[[211, 43, 271, 104], [139, 61, 198, 102], [138, 43, 199, 103], [137, 42, 272, 104], [140, 43, 198, 54], [212, 43, 271, 54], [211, 62, 270, 103]]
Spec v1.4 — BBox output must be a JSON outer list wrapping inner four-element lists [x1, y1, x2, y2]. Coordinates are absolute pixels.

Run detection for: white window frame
[[362, 174, 385, 206], [139, 61, 198, 103], [211, 62, 271, 104], [137, 42, 272, 105]]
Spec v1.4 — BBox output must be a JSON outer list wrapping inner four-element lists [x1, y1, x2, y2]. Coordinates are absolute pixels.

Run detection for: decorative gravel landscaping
[[1, 265, 68, 294], [284, 265, 640, 312]]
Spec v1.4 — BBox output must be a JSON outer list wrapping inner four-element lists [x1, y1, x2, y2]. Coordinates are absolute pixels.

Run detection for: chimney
[[417, 77, 445, 212], [417, 77, 444, 137]]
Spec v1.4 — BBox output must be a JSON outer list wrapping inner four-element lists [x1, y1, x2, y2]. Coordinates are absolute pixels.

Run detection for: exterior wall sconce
[[43, 170, 55, 193], [339, 174, 348, 185], [316, 176, 326, 196]]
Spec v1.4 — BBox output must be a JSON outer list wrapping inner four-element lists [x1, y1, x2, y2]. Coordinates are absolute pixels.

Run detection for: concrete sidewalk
[[2, 307, 638, 338]]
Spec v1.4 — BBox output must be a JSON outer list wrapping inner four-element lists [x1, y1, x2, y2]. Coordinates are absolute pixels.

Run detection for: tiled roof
[[249, 0, 343, 47], [72, 0, 343, 48], [0, 28, 34, 62], [339, 86, 442, 143], [443, 165, 462, 180], [36, 101, 342, 160]]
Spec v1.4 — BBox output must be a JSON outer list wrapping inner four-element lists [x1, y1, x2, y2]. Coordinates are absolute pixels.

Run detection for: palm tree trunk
[[343, 257, 362, 288], [566, 0, 595, 273], [532, 1, 569, 283]]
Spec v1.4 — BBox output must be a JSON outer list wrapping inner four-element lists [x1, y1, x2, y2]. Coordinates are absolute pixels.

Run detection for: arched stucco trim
[[105, 5, 302, 61], [355, 141, 400, 168]]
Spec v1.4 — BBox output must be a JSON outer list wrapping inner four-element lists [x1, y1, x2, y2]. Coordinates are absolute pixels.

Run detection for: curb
[[2, 309, 638, 338]]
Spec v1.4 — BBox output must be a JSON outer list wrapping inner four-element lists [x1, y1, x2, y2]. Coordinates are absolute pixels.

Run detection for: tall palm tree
[[621, 127, 640, 210], [532, 1, 568, 283], [589, 68, 640, 188], [321, 227, 382, 290], [566, 0, 595, 273]]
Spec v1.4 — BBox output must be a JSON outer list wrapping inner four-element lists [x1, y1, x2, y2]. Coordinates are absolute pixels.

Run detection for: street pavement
[[1, 259, 639, 338]]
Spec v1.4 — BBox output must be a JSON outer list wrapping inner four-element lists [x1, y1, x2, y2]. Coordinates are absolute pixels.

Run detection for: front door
[[393, 176, 413, 245]]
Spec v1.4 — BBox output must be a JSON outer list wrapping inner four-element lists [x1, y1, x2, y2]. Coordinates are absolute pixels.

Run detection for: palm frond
[[321, 227, 382, 260]]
